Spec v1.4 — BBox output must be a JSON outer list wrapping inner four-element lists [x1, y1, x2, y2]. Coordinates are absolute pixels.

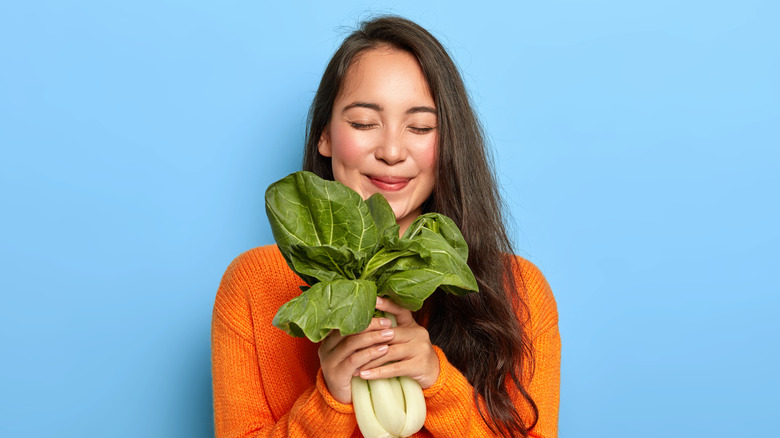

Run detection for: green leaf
[[365, 193, 398, 238], [360, 246, 418, 281], [272, 279, 378, 342], [264, 171, 479, 344], [403, 213, 469, 260], [286, 244, 365, 284], [376, 226, 478, 310], [265, 171, 380, 251], [379, 265, 477, 310], [265, 171, 380, 283]]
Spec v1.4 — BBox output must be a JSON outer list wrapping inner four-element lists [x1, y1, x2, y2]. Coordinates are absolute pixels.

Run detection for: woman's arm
[[524, 322, 561, 438], [211, 248, 360, 437], [211, 312, 358, 437], [419, 323, 559, 438], [518, 258, 561, 438]]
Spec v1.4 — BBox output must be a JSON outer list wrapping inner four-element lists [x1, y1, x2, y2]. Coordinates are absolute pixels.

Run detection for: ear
[[317, 125, 332, 157]]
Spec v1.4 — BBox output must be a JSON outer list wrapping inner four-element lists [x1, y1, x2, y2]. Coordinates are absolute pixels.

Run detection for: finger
[[357, 329, 429, 371], [384, 325, 429, 345], [319, 317, 392, 355], [318, 329, 344, 357], [326, 327, 395, 366], [358, 360, 405, 380], [359, 345, 409, 371], [347, 344, 390, 376], [375, 296, 415, 325], [359, 353, 439, 389]]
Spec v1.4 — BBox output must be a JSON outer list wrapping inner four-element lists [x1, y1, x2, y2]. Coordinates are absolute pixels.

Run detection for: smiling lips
[[367, 175, 411, 191]]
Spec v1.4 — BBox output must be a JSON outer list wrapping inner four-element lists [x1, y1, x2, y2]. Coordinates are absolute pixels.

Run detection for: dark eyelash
[[410, 126, 435, 134], [350, 122, 375, 129]]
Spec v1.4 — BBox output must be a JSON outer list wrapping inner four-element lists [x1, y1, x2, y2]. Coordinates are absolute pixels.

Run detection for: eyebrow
[[341, 102, 437, 115], [342, 102, 382, 112], [406, 106, 436, 115]]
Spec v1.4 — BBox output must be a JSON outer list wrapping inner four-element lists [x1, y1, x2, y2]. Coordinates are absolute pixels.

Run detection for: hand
[[356, 297, 440, 389], [318, 313, 395, 404]]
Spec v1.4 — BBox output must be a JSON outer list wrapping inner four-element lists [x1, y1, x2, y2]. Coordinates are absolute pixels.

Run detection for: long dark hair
[[302, 16, 538, 437]]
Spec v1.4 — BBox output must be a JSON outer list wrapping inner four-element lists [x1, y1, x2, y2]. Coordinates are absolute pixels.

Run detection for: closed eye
[[349, 122, 377, 130], [410, 126, 436, 134]]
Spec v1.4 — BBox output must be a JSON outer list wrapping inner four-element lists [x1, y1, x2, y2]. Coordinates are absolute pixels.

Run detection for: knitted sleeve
[[210, 251, 358, 437], [418, 257, 561, 438]]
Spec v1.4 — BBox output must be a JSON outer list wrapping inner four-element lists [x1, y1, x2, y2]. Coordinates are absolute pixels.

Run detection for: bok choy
[[265, 171, 478, 437]]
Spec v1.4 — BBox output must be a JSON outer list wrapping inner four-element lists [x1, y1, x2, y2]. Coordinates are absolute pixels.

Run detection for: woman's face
[[318, 47, 437, 235]]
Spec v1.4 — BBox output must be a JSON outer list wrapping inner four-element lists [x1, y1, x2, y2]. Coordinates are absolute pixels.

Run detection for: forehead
[[336, 47, 434, 106]]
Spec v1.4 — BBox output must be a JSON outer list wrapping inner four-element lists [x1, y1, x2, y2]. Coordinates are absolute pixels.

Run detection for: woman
[[212, 16, 560, 437]]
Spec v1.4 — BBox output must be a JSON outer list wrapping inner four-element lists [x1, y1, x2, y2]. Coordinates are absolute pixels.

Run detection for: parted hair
[[302, 16, 538, 437]]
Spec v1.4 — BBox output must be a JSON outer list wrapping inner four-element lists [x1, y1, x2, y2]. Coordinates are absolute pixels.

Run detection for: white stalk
[[398, 376, 426, 437], [389, 376, 405, 407], [351, 310, 427, 437], [369, 377, 407, 435], [352, 377, 394, 438]]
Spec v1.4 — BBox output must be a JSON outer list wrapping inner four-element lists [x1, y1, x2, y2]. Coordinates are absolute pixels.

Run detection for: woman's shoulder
[[214, 245, 305, 323], [221, 244, 306, 290], [223, 243, 285, 273], [510, 255, 559, 337]]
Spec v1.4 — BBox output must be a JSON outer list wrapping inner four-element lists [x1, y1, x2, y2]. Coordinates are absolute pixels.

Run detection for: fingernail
[[379, 318, 391, 327], [377, 344, 388, 353], [360, 370, 371, 377], [376, 297, 384, 305], [381, 329, 393, 337]]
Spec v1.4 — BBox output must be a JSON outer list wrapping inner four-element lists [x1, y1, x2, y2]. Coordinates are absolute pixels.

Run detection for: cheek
[[417, 135, 438, 172], [329, 124, 368, 165]]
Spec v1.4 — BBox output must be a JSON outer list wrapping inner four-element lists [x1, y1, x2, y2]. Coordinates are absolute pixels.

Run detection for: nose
[[374, 131, 407, 165]]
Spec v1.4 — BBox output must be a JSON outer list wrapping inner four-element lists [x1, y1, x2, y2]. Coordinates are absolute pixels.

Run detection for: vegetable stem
[[352, 377, 394, 438], [352, 311, 426, 438]]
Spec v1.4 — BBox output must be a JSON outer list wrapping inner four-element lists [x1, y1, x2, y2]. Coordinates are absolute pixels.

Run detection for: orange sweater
[[211, 245, 560, 437]]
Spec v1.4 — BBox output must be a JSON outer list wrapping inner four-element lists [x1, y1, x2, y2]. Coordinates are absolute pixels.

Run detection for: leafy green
[[266, 171, 478, 342], [271, 279, 377, 342]]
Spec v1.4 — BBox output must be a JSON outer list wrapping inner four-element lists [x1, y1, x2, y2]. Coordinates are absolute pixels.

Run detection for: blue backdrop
[[2, 1, 778, 436]]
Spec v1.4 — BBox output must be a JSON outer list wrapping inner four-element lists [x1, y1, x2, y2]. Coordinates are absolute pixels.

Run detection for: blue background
[[1, 1, 778, 436]]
